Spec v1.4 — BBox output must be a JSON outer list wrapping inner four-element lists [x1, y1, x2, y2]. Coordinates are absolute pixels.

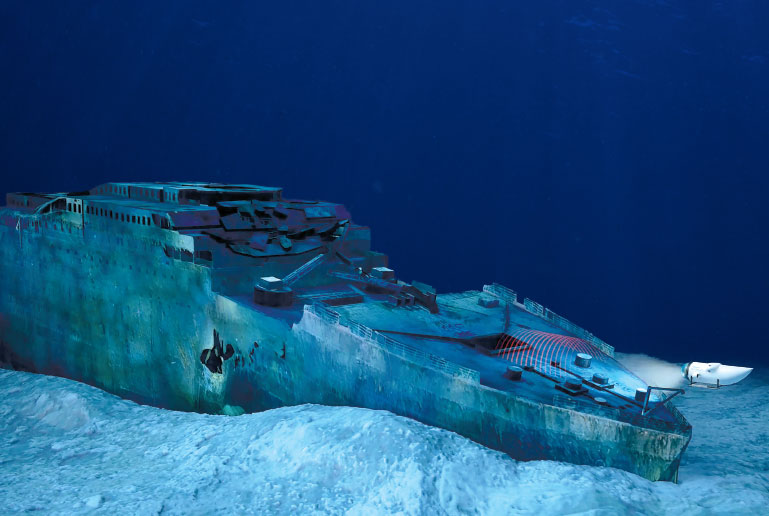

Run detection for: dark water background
[[1, 1, 767, 366]]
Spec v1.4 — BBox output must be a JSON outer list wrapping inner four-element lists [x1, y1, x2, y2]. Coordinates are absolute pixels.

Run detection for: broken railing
[[483, 283, 614, 357], [306, 303, 481, 384], [482, 283, 519, 305], [658, 391, 692, 431], [552, 393, 690, 434], [553, 393, 621, 421]]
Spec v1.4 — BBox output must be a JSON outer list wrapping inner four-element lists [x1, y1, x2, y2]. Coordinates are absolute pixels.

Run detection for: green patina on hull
[[0, 182, 691, 482]]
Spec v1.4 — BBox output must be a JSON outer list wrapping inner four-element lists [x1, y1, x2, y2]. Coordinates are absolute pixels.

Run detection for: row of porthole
[[94, 185, 178, 203], [85, 205, 155, 226], [28, 221, 173, 258], [36, 221, 73, 233], [97, 185, 130, 196]]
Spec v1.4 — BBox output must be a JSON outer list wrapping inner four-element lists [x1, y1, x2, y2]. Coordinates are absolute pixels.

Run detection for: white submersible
[[682, 362, 753, 387]]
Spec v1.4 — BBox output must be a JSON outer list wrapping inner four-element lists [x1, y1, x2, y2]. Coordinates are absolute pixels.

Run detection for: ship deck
[[226, 287, 686, 432]]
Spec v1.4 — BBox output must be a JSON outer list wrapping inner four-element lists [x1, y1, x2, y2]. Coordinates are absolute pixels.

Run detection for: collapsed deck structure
[[0, 182, 691, 481]]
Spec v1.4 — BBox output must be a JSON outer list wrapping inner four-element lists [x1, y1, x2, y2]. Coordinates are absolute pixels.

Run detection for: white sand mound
[[1, 366, 767, 515]]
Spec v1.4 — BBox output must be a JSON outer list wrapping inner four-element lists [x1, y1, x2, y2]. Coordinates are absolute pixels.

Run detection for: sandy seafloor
[[0, 356, 767, 515]]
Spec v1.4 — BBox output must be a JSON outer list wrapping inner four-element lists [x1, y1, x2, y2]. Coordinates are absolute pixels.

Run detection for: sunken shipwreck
[[0, 182, 691, 481]]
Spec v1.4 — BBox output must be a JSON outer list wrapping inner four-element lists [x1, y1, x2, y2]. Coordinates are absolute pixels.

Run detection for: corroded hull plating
[[0, 183, 691, 481]]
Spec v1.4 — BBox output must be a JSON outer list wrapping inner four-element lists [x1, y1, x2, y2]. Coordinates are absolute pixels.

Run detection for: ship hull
[[0, 220, 690, 481]]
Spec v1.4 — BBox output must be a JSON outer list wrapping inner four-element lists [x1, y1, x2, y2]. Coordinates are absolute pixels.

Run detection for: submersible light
[[681, 362, 753, 387]]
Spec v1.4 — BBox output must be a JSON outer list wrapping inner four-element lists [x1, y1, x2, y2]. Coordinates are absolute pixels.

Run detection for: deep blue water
[[1, 1, 767, 366]]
